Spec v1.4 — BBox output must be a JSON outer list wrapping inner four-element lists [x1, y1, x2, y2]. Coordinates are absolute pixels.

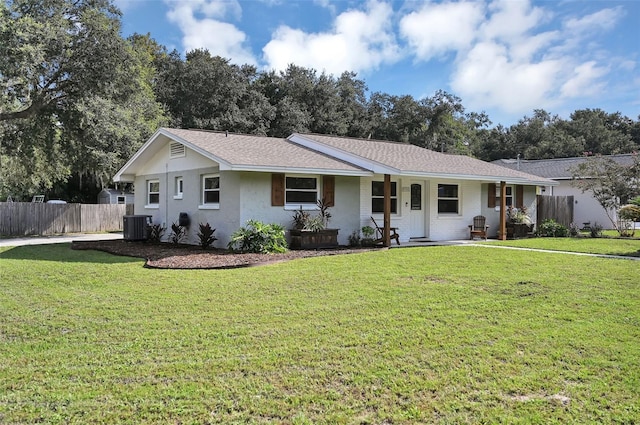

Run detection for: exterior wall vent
[[170, 142, 185, 158]]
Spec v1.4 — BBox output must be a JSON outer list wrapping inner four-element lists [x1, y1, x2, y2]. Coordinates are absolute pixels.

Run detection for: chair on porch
[[370, 216, 400, 245], [469, 215, 489, 240]]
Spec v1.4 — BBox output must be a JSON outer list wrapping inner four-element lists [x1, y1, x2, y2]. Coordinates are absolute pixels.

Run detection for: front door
[[410, 181, 426, 238]]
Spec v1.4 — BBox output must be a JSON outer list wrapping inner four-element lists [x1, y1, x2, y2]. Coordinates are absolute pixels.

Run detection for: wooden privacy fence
[[537, 195, 574, 227], [0, 202, 134, 236]]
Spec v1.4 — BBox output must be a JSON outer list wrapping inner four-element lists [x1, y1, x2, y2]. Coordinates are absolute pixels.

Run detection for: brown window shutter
[[322, 175, 335, 206], [272, 173, 284, 206], [516, 185, 524, 208], [488, 183, 496, 208]]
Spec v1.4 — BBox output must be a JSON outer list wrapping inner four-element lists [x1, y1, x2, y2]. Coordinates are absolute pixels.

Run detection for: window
[[285, 176, 318, 206], [495, 185, 513, 207], [202, 174, 220, 205], [147, 180, 159, 206], [411, 184, 422, 210], [371, 181, 397, 214], [116, 195, 126, 204], [174, 176, 183, 199], [437, 184, 458, 214]]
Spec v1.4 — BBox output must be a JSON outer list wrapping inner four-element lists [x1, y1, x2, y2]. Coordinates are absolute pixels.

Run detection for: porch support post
[[499, 180, 507, 240], [383, 174, 391, 247]]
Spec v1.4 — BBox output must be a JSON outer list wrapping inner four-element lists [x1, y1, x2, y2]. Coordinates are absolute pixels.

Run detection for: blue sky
[[116, 0, 640, 127]]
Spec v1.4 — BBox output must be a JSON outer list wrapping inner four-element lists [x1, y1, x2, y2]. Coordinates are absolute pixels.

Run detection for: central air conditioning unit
[[123, 215, 152, 241]]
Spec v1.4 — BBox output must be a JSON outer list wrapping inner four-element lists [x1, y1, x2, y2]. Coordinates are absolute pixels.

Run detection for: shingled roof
[[492, 154, 637, 179], [115, 128, 555, 185], [292, 133, 553, 184]]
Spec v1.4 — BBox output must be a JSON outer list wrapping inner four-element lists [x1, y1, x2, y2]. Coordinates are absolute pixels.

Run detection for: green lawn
[[1, 243, 639, 424], [488, 236, 640, 257]]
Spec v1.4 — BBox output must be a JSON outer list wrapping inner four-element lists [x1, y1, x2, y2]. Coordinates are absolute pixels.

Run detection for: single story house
[[114, 128, 555, 246], [493, 154, 637, 229], [98, 188, 135, 205]]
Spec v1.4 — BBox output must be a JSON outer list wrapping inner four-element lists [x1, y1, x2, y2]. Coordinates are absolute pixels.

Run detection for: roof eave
[[399, 170, 558, 185]]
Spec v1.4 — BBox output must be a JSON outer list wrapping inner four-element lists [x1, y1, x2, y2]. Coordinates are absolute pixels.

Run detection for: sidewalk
[[0, 232, 123, 247], [468, 242, 640, 261]]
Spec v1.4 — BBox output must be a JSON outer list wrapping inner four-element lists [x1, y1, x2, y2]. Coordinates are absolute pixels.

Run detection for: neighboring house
[[98, 188, 135, 205], [114, 128, 554, 246], [493, 154, 637, 228]]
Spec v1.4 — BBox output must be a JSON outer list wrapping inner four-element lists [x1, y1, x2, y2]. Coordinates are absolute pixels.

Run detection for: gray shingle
[[296, 133, 553, 182], [492, 155, 637, 179], [165, 128, 367, 173]]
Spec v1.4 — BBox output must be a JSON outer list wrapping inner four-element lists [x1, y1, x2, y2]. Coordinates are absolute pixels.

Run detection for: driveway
[[0, 232, 123, 247]]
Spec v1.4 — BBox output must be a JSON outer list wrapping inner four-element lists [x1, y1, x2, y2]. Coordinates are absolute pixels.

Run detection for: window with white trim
[[147, 180, 160, 206], [285, 176, 318, 206], [174, 176, 183, 199], [202, 174, 220, 205], [437, 184, 459, 214], [117, 195, 126, 204], [371, 181, 397, 214], [495, 185, 513, 207]]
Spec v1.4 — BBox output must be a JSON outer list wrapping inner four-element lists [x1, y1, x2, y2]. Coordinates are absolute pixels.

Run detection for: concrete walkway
[[392, 238, 640, 261], [0, 232, 123, 247], [467, 242, 640, 261]]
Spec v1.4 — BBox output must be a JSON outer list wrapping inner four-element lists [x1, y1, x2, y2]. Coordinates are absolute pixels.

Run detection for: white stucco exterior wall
[[551, 180, 614, 228]]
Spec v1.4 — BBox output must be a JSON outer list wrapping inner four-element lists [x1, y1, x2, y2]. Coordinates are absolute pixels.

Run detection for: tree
[[0, 0, 129, 121], [565, 109, 636, 155], [570, 154, 640, 233], [161, 49, 274, 134], [0, 2, 166, 201]]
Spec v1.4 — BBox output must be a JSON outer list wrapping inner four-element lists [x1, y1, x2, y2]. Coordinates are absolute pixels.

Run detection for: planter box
[[289, 229, 339, 249], [507, 223, 534, 239]]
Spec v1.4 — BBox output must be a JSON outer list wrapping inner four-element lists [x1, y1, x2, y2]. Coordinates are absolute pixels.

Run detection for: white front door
[[410, 181, 426, 238]]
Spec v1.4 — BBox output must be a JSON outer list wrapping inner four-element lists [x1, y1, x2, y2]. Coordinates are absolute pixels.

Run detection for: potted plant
[[361, 225, 375, 246], [506, 206, 534, 238], [289, 198, 339, 249]]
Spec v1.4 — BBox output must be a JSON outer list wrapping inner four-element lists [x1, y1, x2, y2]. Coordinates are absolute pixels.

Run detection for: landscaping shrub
[[147, 223, 165, 243], [568, 222, 580, 237], [169, 222, 186, 244], [536, 219, 568, 237], [590, 222, 603, 238], [348, 230, 361, 247], [228, 220, 287, 253], [197, 223, 217, 249]]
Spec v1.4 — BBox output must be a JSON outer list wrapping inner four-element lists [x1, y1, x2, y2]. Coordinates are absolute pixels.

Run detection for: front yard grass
[[1, 244, 639, 424], [487, 236, 640, 257]]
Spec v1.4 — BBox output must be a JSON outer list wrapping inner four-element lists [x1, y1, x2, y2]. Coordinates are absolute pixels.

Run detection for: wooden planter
[[507, 223, 534, 239], [289, 229, 339, 249]]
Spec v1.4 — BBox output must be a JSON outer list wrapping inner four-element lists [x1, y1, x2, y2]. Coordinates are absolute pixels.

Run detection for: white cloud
[[451, 41, 564, 113], [560, 61, 609, 98], [564, 7, 624, 34], [441, 0, 622, 115], [399, 2, 484, 61], [262, 0, 400, 75], [479, 0, 549, 42], [166, 0, 256, 65]]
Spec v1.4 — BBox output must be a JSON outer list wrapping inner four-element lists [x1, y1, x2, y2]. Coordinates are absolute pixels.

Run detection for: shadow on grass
[[0, 243, 143, 264]]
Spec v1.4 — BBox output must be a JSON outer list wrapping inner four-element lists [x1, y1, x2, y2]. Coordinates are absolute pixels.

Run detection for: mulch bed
[[71, 239, 382, 269]]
